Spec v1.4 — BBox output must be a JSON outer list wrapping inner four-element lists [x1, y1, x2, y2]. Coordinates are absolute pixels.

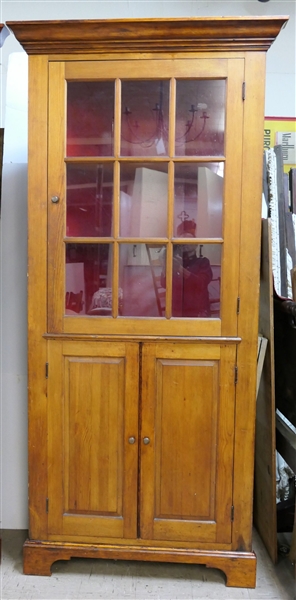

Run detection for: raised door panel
[[140, 342, 236, 544], [47, 340, 139, 541]]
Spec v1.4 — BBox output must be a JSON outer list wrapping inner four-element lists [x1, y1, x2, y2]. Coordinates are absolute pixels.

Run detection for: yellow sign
[[264, 117, 296, 173]]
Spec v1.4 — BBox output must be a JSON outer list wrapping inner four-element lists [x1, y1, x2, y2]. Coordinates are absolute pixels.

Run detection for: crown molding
[[6, 16, 289, 55]]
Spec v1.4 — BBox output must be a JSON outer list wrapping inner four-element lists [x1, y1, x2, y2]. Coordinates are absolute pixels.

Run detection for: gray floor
[[0, 529, 295, 600]]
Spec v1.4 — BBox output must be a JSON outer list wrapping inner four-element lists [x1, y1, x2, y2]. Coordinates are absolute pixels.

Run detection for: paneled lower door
[[140, 342, 236, 544], [47, 340, 139, 540]]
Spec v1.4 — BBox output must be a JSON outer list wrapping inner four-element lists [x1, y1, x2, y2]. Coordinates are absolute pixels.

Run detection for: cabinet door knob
[[128, 436, 136, 444], [51, 195, 60, 203], [143, 437, 150, 445]]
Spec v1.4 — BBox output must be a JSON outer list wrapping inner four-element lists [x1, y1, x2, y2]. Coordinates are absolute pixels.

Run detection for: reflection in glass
[[120, 163, 168, 237], [174, 163, 224, 238], [65, 244, 113, 316], [171, 243, 221, 318], [67, 81, 114, 157], [119, 243, 166, 317], [66, 164, 113, 237], [175, 80, 226, 156], [121, 81, 169, 157]]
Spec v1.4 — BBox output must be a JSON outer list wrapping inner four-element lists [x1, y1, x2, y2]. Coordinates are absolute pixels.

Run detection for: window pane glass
[[120, 163, 168, 237], [119, 243, 166, 317], [175, 80, 225, 156], [121, 80, 169, 157], [174, 163, 224, 238], [171, 243, 221, 318], [67, 82, 114, 157], [65, 243, 113, 316], [66, 164, 113, 237]]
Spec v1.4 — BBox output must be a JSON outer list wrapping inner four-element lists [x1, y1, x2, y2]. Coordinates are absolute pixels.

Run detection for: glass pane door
[[48, 58, 244, 336]]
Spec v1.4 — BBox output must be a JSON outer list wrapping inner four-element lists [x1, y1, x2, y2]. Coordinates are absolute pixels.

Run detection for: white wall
[[0, 1, 295, 529]]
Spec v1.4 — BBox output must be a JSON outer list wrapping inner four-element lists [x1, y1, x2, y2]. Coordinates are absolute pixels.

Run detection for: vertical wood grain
[[167, 77, 175, 317], [113, 79, 121, 316], [155, 358, 218, 520], [47, 339, 64, 533], [253, 219, 277, 563], [114, 78, 121, 159], [27, 54, 49, 540], [47, 61, 66, 332], [233, 52, 267, 553], [65, 357, 124, 515], [166, 160, 174, 319], [113, 161, 120, 317], [215, 343, 237, 543], [122, 342, 140, 537], [221, 59, 244, 336]]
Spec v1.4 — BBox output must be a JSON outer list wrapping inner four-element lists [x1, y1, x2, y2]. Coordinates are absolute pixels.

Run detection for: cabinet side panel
[[253, 219, 277, 562], [233, 52, 266, 552], [27, 55, 49, 540]]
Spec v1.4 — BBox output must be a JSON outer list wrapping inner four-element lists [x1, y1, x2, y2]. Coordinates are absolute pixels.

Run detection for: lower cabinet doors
[[47, 339, 237, 546]]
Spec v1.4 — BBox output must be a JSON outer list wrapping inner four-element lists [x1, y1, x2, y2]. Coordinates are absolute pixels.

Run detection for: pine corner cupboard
[[7, 16, 288, 588]]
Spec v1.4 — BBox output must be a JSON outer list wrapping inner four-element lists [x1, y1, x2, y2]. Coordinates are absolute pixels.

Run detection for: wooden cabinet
[[47, 340, 235, 545], [7, 16, 288, 587]]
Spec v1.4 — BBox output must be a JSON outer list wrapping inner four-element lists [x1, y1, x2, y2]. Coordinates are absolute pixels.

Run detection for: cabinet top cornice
[[6, 16, 289, 54]]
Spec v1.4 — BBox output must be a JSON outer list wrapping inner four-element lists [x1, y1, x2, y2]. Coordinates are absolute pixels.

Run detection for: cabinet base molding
[[23, 539, 257, 588]]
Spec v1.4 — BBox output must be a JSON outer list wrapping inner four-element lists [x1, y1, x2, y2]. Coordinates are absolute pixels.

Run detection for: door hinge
[[139, 343, 143, 394], [236, 297, 240, 315], [45, 362, 49, 379], [46, 498, 49, 513], [234, 365, 238, 385], [242, 81, 246, 101], [231, 505, 234, 521]]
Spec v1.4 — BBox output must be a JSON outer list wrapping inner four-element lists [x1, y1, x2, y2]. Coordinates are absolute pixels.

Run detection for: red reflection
[[65, 244, 112, 315], [161, 240, 220, 318], [67, 82, 114, 157], [66, 164, 113, 237], [171, 243, 213, 317]]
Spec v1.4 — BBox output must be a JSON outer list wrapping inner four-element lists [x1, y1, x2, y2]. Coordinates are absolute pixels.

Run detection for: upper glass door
[[48, 58, 245, 337]]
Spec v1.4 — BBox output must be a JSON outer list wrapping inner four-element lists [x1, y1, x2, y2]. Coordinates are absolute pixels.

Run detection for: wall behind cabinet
[[0, 0, 295, 528]]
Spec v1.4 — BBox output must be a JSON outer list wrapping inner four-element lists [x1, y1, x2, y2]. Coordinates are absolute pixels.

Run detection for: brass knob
[[128, 436, 136, 444], [143, 437, 150, 445]]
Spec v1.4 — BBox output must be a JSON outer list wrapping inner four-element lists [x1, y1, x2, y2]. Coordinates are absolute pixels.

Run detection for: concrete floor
[[0, 529, 295, 599]]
